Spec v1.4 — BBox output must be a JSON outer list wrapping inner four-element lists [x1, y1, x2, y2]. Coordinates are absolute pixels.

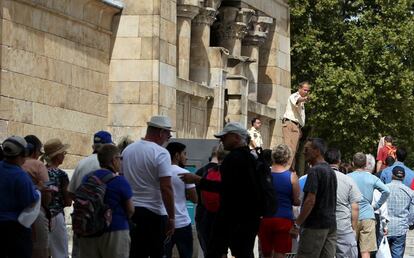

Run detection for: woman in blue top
[[78, 144, 134, 258], [258, 144, 301, 258]]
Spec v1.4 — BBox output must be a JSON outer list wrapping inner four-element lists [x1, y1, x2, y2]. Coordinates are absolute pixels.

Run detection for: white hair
[[365, 154, 376, 173]]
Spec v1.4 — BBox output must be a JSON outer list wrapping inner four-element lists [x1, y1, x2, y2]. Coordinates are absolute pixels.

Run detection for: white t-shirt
[[171, 165, 195, 228], [68, 154, 100, 193], [283, 91, 306, 127], [122, 140, 172, 215]]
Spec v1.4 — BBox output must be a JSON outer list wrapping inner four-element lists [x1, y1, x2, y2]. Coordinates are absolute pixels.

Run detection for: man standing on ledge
[[282, 81, 311, 167]]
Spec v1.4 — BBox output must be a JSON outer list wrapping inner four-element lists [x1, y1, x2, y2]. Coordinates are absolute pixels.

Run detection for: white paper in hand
[[18, 190, 41, 228]]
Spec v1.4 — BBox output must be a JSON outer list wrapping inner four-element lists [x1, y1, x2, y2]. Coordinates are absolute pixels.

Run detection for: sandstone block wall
[[0, 0, 120, 168]]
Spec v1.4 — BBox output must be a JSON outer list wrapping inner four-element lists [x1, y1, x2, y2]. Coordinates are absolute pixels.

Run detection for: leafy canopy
[[290, 0, 414, 163]]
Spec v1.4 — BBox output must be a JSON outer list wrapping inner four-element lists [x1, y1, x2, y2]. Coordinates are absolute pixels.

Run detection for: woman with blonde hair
[[42, 139, 71, 258], [258, 144, 301, 258]]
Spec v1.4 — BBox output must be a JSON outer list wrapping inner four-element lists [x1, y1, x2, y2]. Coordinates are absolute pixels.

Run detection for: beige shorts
[[356, 219, 377, 252]]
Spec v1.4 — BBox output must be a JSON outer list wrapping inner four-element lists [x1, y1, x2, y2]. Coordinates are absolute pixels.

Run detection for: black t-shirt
[[303, 162, 337, 229], [198, 146, 261, 219]]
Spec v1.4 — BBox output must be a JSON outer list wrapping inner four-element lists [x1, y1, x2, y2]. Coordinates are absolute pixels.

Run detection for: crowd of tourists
[[1, 113, 414, 258]]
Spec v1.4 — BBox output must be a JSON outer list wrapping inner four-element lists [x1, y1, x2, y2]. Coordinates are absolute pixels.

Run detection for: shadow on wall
[[257, 24, 276, 105]]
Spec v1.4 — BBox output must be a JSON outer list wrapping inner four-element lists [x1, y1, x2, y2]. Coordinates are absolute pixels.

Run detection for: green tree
[[290, 0, 414, 164]]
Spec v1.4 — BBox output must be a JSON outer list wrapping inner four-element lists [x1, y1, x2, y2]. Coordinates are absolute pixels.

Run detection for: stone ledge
[[177, 78, 214, 99], [11, 0, 122, 33], [248, 99, 277, 119]]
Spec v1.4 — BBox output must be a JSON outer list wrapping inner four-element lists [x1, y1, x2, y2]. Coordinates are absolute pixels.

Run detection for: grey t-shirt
[[335, 170, 362, 234]]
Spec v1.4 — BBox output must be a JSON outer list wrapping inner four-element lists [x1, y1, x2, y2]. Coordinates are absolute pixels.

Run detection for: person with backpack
[[68, 130, 114, 258], [376, 136, 397, 173], [180, 122, 264, 258], [164, 142, 197, 258], [258, 144, 301, 258], [195, 145, 228, 256], [76, 144, 134, 258]]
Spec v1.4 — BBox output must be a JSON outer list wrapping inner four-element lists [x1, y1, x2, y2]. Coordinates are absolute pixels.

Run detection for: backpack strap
[[100, 172, 116, 184]]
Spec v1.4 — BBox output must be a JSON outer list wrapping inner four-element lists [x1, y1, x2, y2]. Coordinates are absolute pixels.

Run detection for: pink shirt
[[22, 158, 49, 185]]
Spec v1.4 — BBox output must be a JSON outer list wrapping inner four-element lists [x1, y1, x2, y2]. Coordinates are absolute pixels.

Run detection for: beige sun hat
[[42, 138, 70, 159]]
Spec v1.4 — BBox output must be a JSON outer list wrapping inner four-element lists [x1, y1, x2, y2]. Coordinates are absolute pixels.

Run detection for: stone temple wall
[[0, 0, 290, 168], [0, 0, 121, 167]]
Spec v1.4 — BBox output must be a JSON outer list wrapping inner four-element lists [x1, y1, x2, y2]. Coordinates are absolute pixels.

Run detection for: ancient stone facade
[[0, 0, 290, 168]]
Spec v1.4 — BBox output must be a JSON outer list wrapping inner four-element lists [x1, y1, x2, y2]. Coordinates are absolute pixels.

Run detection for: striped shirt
[[387, 180, 414, 236]]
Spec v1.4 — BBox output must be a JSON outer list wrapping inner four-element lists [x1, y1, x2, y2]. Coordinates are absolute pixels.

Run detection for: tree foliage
[[290, 0, 414, 163]]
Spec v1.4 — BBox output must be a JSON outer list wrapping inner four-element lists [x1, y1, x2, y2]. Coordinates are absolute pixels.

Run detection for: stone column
[[189, 6, 219, 85], [177, 1, 200, 80], [242, 16, 273, 102], [216, 7, 255, 57]]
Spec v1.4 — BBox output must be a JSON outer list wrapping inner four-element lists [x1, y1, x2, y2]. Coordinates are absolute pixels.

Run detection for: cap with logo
[[94, 131, 113, 144], [392, 165, 405, 179]]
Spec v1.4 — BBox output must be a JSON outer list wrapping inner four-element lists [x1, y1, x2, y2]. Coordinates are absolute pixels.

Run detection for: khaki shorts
[[356, 219, 377, 252], [297, 227, 337, 258]]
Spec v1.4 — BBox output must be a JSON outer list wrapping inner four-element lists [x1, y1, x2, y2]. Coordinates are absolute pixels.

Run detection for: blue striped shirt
[[387, 180, 414, 236]]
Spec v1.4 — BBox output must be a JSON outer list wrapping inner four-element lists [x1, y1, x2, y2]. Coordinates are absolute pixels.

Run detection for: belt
[[283, 118, 302, 128]]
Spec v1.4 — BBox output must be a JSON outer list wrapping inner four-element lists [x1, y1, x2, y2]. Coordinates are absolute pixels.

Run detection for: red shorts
[[258, 217, 293, 255]]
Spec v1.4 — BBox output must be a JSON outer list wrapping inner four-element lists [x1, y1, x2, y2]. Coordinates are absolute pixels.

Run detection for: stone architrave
[[177, 0, 200, 80], [242, 15, 273, 101]]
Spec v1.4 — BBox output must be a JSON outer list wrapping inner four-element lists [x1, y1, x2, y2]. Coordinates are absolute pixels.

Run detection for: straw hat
[[147, 115, 175, 131], [43, 138, 70, 159]]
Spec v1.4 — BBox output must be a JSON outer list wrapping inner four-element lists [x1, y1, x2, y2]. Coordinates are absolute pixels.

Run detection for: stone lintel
[[177, 78, 215, 99], [247, 99, 277, 118]]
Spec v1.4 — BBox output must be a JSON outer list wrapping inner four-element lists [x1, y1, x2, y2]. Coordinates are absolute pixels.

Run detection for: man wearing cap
[[180, 122, 262, 258], [282, 81, 311, 167], [122, 115, 175, 258], [0, 136, 40, 258], [68, 130, 114, 258], [385, 166, 414, 258]]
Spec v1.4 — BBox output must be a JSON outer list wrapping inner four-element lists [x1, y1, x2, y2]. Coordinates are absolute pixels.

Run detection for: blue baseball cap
[[93, 131, 113, 144]]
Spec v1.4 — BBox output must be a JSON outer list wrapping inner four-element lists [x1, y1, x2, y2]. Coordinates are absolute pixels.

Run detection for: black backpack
[[250, 147, 278, 217], [71, 172, 115, 237]]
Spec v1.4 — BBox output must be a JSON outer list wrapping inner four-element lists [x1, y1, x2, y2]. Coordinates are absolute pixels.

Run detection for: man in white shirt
[[122, 115, 175, 258], [165, 142, 197, 258], [282, 81, 311, 167], [68, 130, 114, 258], [248, 117, 263, 150]]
